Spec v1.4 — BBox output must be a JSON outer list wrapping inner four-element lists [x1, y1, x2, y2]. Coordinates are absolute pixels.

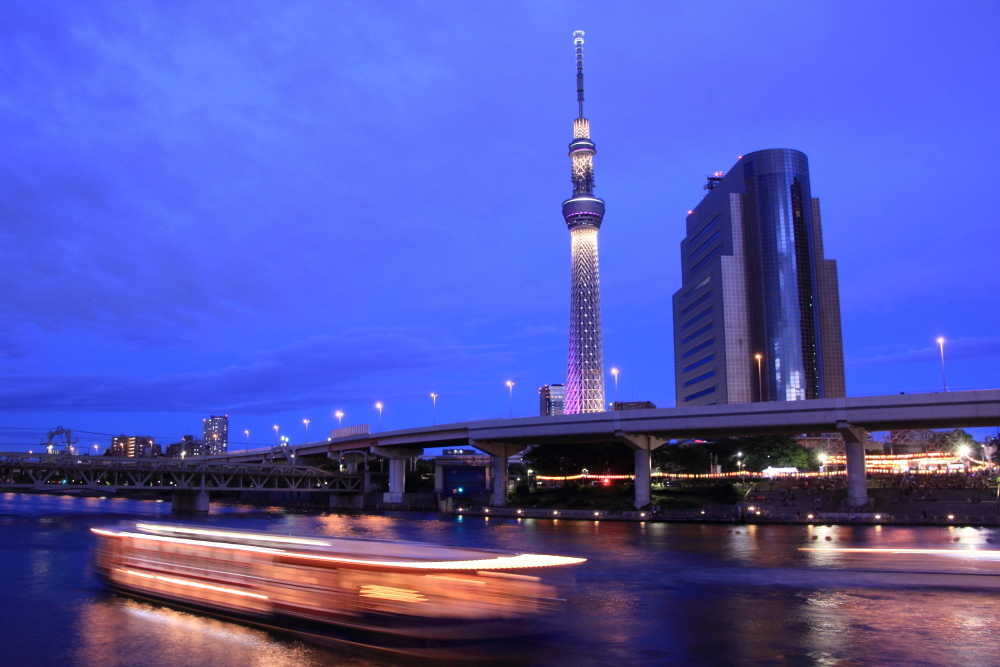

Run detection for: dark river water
[[3, 493, 999, 667]]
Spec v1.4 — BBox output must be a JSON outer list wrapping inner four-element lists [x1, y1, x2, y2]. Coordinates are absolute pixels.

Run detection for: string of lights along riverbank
[[563, 31, 606, 414]]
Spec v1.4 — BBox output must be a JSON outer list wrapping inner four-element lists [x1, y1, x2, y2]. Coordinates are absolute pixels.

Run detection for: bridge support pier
[[634, 448, 651, 509], [172, 491, 209, 513], [336, 451, 367, 474], [371, 446, 423, 504], [617, 433, 667, 509], [471, 442, 526, 507], [838, 421, 869, 508], [388, 459, 406, 501], [491, 456, 508, 507]]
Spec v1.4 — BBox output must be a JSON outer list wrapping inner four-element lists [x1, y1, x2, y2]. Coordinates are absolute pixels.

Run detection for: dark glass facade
[[742, 149, 823, 401]]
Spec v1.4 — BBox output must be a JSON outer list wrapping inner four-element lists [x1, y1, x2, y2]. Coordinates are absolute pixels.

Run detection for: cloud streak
[[0, 329, 506, 414], [847, 337, 1000, 366]]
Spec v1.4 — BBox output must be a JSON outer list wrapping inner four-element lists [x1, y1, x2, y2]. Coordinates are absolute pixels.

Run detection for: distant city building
[[166, 435, 203, 458], [110, 436, 160, 458], [610, 401, 656, 411], [984, 436, 999, 462], [539, 384, 566, 416], [672, 149, 846, 406], [203, 415, 228, 455]]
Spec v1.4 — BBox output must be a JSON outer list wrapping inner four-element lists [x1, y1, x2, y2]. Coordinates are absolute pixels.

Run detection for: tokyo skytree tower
[[562, 31, 606, 414]]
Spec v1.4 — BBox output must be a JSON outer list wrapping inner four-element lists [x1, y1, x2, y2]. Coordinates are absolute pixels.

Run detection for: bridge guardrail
[[0, 452, 364, 493]]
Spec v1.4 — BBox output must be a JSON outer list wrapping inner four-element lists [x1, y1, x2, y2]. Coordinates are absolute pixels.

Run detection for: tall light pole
[[610, 368, 620, 407], [430, 393, 438, 425], [506, 381, 514, 418], [303, 418, 310, 444], [936, 337, 947, 392], [244, 429, 250, 453], [272, 425, 279, 444], [335, 411, 344, 428], [754, 353, 763, 401], [737, 451, 744, 482], [375, 402, 383, 432]]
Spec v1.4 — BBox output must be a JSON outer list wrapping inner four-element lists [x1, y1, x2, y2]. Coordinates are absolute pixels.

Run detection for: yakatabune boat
[[92, 521, 585, 655]]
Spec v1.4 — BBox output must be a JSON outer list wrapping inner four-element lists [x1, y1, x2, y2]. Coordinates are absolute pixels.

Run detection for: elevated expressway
[[210, 389, 1000, 509]]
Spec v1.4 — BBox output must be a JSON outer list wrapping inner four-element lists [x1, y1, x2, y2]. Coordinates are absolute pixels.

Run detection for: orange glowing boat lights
[[359, 585, 428, 603], [118, 569, 268, 599], [134, 523, 333, 547], [92, 527, 586, 570]]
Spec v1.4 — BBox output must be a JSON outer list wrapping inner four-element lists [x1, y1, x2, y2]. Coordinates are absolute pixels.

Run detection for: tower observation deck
[[562, 31, 606, 414]]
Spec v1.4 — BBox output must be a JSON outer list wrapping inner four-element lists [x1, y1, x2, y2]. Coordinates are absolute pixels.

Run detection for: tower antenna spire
[[573, 30, 585, 118], [562, 30, 606, 415]]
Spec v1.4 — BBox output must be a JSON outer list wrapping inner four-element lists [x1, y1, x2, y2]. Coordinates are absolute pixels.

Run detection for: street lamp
[[610, 368, 620, 407], [936, 337, 947, 392], [737, 451, 744, 481], [303, 419, 310, 444], [375, 402, 383, 432], [335, 411, 344, 428], [244, 429, 250, 452], [754, 353, 763, 401], [430, 393, 438, 425], [506, 381, 514, 418], [273, 425, 280, 445]]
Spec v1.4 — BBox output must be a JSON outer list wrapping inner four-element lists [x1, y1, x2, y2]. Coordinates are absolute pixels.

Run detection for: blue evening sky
[[3, 1, 999, 450]]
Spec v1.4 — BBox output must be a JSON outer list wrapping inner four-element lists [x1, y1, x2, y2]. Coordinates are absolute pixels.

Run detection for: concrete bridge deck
[[206, 389, 1000, 509]]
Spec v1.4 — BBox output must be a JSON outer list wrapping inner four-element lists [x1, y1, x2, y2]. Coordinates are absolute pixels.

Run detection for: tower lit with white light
[[562, 31, 606, 414]]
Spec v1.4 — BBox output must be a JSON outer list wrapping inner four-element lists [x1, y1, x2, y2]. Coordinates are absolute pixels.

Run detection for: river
[[2, 493, 998, 666]]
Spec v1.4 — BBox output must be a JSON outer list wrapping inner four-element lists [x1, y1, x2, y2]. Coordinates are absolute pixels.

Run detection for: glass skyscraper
[[672, 149, 845, 405]]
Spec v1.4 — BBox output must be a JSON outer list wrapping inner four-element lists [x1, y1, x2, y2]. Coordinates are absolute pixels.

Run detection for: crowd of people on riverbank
[[746, 470, 999, 514]]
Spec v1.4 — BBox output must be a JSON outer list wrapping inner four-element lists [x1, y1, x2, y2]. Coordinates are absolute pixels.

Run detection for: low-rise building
[[539, 384, 566, 416], [610, 401, 656, 411], [110, 436, 160, 458], [166, 435, 203, 458]]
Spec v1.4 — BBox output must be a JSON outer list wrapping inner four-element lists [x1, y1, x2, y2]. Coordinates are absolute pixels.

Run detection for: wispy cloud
[[847, 336, 1000, 366], [0, 329, 506, 413]]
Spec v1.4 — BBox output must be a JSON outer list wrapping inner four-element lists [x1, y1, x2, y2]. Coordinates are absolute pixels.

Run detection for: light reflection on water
[[4, 494, 1000, 666], [75, 598, 358, 667]]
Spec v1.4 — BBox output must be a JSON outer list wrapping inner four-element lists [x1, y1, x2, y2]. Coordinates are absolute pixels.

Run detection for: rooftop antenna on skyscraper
[[574, 30, 585, 119], [704, 171, 725, 192]]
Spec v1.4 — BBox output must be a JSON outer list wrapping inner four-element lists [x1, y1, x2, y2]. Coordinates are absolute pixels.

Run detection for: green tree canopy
[[652, 435, 818, 474], [522, 442, 634, 476]]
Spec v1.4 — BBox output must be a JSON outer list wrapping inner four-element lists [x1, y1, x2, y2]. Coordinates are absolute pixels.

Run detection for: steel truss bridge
[[0, 453, 363, 493]]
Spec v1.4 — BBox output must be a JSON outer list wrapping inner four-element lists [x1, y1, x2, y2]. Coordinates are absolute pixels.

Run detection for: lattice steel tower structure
[[562, 31, 606, 414]]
